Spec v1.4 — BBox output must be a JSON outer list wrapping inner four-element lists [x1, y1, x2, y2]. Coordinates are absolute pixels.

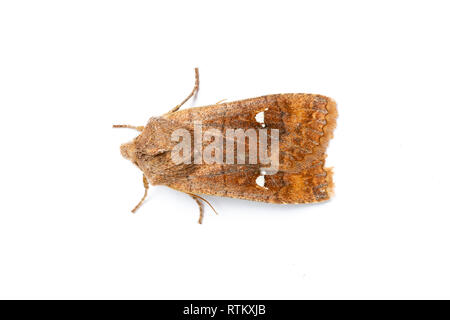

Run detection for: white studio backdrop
[[0, 1, 449, 299]]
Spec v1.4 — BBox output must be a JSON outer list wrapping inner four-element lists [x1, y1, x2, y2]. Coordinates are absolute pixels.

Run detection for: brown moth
[[114, 68, 337, 223]]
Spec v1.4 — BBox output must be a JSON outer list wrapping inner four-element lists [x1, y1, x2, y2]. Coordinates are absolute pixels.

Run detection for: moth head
[[120, 140, 137, 163]]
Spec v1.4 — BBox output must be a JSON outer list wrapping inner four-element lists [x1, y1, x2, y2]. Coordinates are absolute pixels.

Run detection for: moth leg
[[131, 174, 149, 213], [186, 193, 218, 224], [189, 194, 204, 224], [112, 124, 144, 132], [168, 68, 199, 114]]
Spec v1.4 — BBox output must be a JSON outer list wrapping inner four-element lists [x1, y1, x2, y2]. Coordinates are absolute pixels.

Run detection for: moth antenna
[[112, 124, 144, 132], [168, 68, 199, 114], [131, 175, 149, 213]]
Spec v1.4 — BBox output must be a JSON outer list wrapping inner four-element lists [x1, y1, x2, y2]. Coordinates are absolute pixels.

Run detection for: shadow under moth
[[114, 68, 337, 223]]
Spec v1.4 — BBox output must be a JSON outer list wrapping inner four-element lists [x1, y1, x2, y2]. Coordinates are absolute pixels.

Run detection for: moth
[[114, 68, 337, 223]]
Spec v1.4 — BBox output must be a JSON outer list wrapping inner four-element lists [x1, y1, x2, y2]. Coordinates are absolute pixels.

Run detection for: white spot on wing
[[255, 111, 265, 124], [256, 175, 268, 189], [256, 175, 265, 187]]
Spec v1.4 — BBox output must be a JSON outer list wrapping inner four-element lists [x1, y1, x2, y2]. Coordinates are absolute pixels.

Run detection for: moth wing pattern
[[159, 93, 337, 203]]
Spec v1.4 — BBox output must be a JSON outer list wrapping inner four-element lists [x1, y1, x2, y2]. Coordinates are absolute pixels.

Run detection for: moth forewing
[[149, 94, 337, 204]]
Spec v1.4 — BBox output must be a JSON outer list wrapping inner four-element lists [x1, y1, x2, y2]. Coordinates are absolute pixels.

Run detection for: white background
[[0, 1, 449, 299]]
